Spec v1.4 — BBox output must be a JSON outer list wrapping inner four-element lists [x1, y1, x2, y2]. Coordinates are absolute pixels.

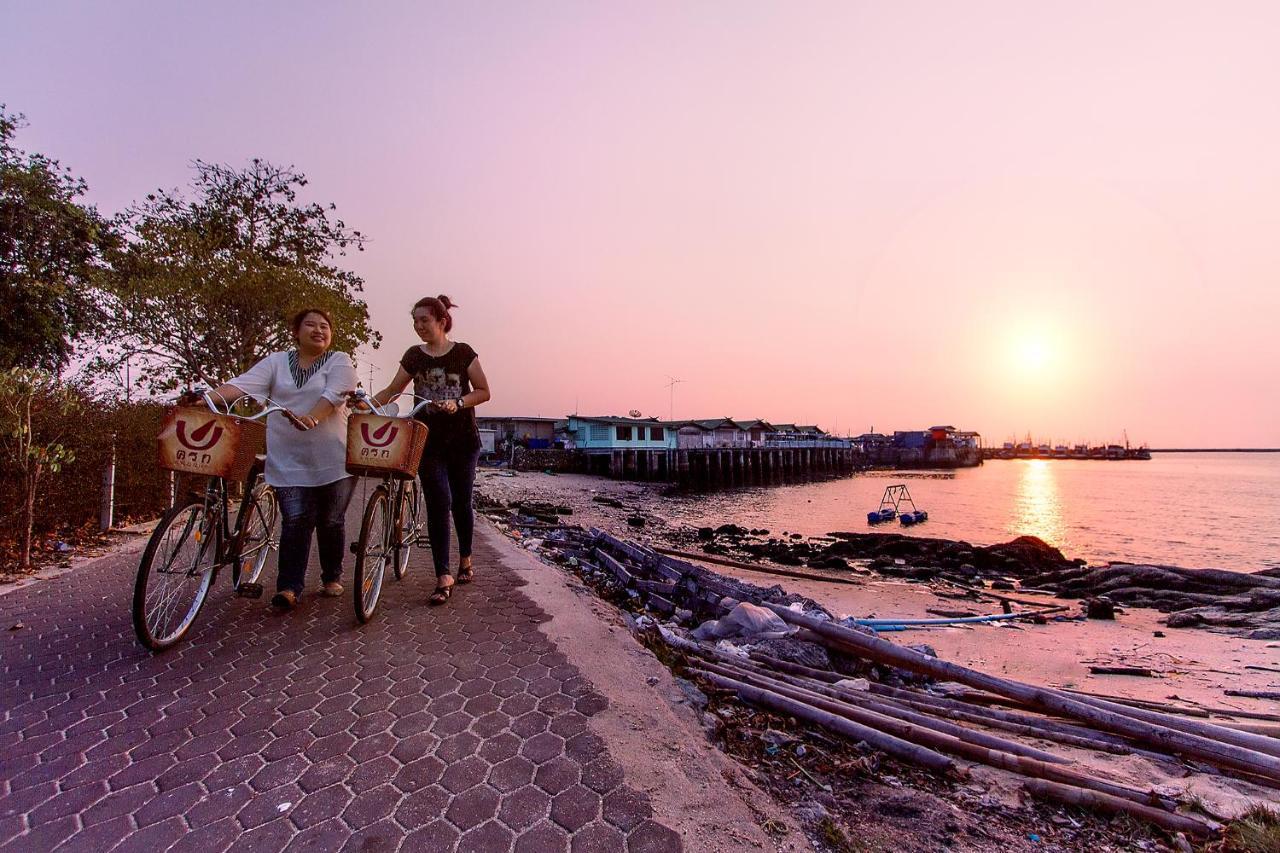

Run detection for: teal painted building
[[564, 416, 677, 451]]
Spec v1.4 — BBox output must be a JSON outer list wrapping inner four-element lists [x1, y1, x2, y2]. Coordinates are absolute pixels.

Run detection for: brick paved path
[[0, 507, 682, 852]]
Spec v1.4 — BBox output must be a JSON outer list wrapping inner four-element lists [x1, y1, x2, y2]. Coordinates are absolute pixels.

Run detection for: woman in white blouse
[[207, 308, 359, 610]]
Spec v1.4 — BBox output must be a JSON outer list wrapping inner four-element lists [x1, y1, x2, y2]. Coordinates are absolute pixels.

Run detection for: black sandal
[[428, 583, 454, 606], [457, 563, 474, 584]]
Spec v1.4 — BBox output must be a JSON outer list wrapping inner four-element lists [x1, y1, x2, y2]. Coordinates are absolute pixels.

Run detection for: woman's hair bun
[[437, 294, 456, 310]]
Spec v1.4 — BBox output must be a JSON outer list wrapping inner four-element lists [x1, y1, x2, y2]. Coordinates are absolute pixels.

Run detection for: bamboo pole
[[1022, 779, 1218, 837], [1059, 692, 1280, 760], [695, 658, 1068, 765], [696, 670, 957, 774], [695, 666, 1206, 830], [653, 546, 862, 586], [760, 602, 1280, 782]]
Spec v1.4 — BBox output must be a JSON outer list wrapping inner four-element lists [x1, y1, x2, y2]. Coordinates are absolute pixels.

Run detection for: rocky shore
[[477, 470, 1280, 640], [478, 468, 1280, 845]]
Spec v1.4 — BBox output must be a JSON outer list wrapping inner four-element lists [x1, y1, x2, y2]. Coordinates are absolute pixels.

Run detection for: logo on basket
[[176, 419, 224, 451], [361, 421, 399, 448]]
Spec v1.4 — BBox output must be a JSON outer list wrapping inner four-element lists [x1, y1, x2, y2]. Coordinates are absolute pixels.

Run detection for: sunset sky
[[6, 2, 1279, 446]]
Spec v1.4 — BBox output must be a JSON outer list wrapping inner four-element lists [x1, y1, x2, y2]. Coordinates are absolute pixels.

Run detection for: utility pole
[[665, 376, 684, 422]]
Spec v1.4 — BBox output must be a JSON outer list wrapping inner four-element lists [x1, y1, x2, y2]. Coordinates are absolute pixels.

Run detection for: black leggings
[[419, 448, 480, 578]]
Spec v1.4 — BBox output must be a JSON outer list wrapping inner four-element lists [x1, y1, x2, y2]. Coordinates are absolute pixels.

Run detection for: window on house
[[589, 424, 609, 441], [650, 427, 664, 441], [616, 426, 633, 441]]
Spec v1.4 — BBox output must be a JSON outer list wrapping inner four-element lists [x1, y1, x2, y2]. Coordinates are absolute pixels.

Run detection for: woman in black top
[[368, 295, 491, 604]]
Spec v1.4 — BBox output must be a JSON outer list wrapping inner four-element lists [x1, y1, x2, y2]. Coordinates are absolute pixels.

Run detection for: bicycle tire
[[353, 486, 392, 624], [133, 502, 218, 650], [394, 478, 422, 581], [232, 479, 279, 588]]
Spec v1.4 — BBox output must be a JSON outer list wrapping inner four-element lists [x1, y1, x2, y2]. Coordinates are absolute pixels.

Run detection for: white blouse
[[228, 351, 358, 488]]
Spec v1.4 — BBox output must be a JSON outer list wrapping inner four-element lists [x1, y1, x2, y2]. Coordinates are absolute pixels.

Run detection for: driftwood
[[747, 651, 846, 683], [761, 601, 1280, 782], [1088, 666, 1157, 677], [1226, 690, 1280, 701], [653, 546, 862, 586], [1022, 779, 1217, 837], [694, 657, 1067, 765], [696, 669, 958, 775], [694, 665, 1198, 823], [880, 693, 1176, 762], [854, 606, 1068, 627]]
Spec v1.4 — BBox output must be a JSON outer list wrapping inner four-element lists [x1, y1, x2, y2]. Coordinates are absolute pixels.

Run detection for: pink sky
[[6, 2, 1279, 446]]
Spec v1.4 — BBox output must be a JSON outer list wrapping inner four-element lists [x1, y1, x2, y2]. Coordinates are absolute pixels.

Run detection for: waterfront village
[[475, 414, 985, 481]]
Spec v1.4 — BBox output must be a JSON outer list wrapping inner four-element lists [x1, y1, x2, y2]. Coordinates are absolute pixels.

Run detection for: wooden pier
[[584, 447, 862, 488]]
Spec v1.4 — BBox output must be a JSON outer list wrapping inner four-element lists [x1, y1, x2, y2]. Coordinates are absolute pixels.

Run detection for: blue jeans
[[274, 477, 356, 595], [420, 449, 480, 578]]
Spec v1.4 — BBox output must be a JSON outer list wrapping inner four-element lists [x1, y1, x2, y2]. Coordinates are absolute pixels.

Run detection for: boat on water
[[983, 433, 1153, 460]]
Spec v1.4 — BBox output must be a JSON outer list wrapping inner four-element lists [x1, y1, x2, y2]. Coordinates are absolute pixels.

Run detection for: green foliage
[[96, 158, 379, 392], [0, 367, 84, 570], [0, 106, 113, 371]]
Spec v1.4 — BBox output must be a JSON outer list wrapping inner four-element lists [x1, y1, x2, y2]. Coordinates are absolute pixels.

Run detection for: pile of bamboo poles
[[520, 525, 1280, 839]]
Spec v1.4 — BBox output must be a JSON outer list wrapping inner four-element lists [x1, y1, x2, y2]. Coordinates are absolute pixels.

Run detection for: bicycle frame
[[185, 391, 291, 579]]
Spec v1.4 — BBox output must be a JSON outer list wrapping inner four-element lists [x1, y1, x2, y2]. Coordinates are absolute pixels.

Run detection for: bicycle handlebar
[[193, 389, 306, 429], [348, 389, 438, 419]]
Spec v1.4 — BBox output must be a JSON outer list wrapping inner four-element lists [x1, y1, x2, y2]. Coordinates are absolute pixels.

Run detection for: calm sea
[[666, 453, 1280, 572]]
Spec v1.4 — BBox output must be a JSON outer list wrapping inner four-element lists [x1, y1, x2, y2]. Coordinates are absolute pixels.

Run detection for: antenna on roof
[[665, 376, 684, 421]]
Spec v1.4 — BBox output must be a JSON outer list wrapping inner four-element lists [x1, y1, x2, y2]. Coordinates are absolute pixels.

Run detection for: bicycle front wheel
[[233, 479, 279, 588], [133, 502, 218, 650], [353, 486, 392, 623], [394, 477, 422, 581]]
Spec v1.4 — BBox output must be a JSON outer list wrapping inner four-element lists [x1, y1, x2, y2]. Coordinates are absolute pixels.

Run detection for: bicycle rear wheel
[[394, 477, 422, 580], [133, 502, 218, 650], [353, 486, 392, 623], [233, 479, 279, 588]]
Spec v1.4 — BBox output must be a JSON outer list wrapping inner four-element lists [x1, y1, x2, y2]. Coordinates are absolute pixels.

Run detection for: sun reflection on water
[[1010, 459, 1065, 545]]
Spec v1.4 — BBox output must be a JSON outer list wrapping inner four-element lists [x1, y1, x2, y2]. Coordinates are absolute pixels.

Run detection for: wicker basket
[[346, 414, 428, 480], [157, 407, 266, 482]]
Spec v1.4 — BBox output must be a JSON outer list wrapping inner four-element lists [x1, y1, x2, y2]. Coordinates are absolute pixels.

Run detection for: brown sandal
[[457, 562, 474, 584], [428, 583, 454, 606]]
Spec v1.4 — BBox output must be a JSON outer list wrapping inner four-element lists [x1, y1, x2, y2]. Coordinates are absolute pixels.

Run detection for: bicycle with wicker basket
[[132, 391, 297, 650], [346, 390, 430, 623]]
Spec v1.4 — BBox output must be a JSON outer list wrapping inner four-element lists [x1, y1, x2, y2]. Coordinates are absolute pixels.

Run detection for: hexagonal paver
[[0, 508, 681, 852]]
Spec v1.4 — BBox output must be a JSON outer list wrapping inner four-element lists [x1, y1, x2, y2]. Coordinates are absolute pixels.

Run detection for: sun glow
[[1008, 320, 1063, 377]]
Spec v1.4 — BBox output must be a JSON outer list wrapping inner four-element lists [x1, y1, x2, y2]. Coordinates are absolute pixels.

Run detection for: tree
[[96, 159, 379, 393], [0, 368, 82, 572], [0, 106, 112, 371]]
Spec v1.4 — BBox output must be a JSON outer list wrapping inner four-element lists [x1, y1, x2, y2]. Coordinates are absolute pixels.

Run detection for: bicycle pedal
[[236, 582, 264, 599]]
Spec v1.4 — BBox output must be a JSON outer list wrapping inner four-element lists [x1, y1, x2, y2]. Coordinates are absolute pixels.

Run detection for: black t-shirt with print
[[400, 342, 480, 456]]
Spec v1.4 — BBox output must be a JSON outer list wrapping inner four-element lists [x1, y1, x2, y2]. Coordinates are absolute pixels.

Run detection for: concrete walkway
[[0, 503, 697, 852]]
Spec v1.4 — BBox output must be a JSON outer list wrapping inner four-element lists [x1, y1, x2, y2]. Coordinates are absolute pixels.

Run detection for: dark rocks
[[592, 496, 624, 508], [1246, 628, 1280, 640], [751, 637, 833, 671], [696, 527, 715, 540], [715, 524, 749, 537], [1084, 598, 1116, 620], [1166, 611, 1204, 628], [626, 515, 646, 528]]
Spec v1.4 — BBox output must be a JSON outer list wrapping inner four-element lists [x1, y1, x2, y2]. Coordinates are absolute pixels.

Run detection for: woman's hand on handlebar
[[431, 399, 459, 415], [289, 413, 318, 431]]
